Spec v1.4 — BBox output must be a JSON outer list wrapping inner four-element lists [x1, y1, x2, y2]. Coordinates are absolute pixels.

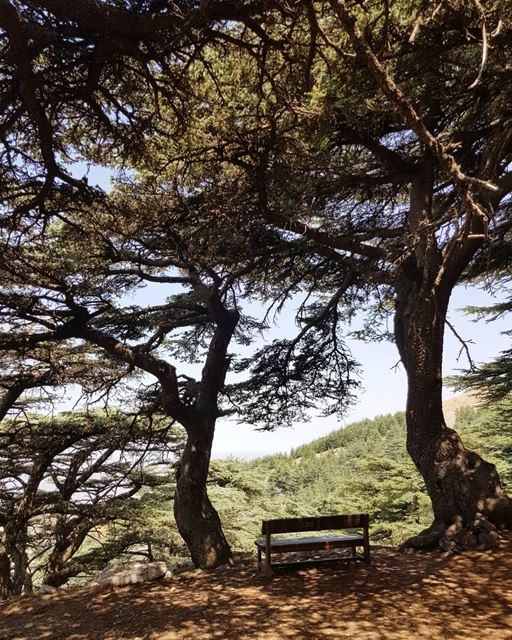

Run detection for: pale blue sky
[[211, 285, 509, 457], [76, 164, 510, 458]]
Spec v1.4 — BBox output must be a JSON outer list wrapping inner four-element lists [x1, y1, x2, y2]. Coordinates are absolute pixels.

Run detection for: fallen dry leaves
[[2, 535, 511, 640]]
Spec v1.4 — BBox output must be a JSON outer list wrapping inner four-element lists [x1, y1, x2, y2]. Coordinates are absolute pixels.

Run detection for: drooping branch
[[27, 0, 266, 40], [0, 369, 59, 421]]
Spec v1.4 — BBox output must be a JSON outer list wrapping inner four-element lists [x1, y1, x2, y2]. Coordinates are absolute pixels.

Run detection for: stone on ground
[[93, 561, 168, 587], [39, 584, 58, 594]]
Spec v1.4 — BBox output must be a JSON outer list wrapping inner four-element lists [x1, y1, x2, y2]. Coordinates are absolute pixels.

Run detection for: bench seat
[[255, 514, 370, 575], [255, 533, 364, 554]]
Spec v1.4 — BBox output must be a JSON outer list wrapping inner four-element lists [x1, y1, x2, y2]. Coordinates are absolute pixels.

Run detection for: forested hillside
[[211, 396, 512, 552]]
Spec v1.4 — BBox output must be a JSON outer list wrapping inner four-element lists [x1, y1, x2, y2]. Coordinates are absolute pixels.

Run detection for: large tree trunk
[[0, 535, 11, 600], [173, 419, 232, 568], [395, 276, 512, 550], [171, 296, 237, 568], [42, 517, 91, 587], [4, 521, 29, 596], [81, 284, 238, 569]]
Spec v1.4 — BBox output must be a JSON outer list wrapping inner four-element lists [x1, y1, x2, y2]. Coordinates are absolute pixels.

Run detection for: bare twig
[[445, 318, 475, 369]]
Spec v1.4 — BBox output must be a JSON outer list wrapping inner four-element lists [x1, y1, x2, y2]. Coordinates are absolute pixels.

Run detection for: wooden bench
[[255, 514, 370, 576]]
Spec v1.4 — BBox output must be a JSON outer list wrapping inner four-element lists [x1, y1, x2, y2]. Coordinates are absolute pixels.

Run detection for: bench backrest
[[261, 513, 368, 535]]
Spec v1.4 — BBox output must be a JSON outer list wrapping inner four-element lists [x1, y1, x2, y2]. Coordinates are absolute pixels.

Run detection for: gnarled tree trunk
[[42, 516, 91, 587], [0, 535, 11, 600], [76, 279, 238, 569], [173, 418, 232, 568], [4, 520, 29, 596], [170, 297, 238, 568], [395, 276, 512, 550]]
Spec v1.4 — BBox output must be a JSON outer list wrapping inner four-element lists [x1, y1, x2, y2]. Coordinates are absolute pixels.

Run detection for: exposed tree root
[[400, 516, 505, 553], [399, 522, 444, 551]]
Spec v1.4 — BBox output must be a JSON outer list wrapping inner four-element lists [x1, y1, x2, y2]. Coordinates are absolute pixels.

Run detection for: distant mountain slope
[[443, 392, 482, 427], [227, 393, 509, 549], [289, 392, 481, 461]]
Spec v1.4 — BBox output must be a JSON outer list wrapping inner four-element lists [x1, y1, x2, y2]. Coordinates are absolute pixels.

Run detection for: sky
[[211, 285, 509, 458], [77, 164, 510, 459]]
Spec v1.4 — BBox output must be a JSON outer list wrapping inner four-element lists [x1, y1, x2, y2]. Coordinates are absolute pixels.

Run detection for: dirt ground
[[2, 534, 512, 640]]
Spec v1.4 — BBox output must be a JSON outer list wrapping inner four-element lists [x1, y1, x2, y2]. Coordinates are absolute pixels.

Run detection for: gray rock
[[93, 561, 168, 587], [39, 584, 58, 594]]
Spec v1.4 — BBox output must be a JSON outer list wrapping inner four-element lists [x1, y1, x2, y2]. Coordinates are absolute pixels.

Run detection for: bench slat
[[262, 513, 368, 534], [255, 533, 363, 554]]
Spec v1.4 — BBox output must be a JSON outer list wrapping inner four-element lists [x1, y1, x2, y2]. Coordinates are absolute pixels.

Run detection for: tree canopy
[[1, 0, 512, 577], [0, 409, 183, 596]]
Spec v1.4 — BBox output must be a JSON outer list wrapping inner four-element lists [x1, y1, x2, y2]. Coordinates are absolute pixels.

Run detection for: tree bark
[[173, 418, 232, 568], [395, 275, 512, 550], [67, 278, 238, 569], [0, 535, 11, 600], [171, 295, 238, 568], [4, 521, 29, 596], [42, 517, 91, 587]]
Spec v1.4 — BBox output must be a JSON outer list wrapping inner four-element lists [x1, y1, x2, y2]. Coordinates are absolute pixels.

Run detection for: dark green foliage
[[231, 305, 360, 429], [67, 474, 190, 579], [455, 400, 512, 489], [0, 410, 185, 592], [452, 346, 512, 403], [207, 459, 277, 554]]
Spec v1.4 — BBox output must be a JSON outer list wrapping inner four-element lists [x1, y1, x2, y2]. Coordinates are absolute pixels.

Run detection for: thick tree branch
[[0, 368, 59, 421], [329, 0, 498, 198], [25, 0, 264, 39], [73, 323, 184, 421], [335, 125, 415, 175], [263, 208, 384, 260]]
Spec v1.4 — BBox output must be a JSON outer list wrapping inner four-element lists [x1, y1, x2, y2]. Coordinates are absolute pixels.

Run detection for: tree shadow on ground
[[2, 534, 511, 640]]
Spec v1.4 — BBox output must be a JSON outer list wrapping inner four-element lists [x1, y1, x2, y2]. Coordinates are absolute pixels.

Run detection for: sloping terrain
[[443, 392, 482, 427], [2, 534, 511, 640]]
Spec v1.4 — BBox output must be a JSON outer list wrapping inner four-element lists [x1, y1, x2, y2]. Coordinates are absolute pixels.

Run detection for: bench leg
[[257, 547, 262, 572], [265, 557, 272, 577], [264, 533, 272, 576], [363, 525, 370, 565]]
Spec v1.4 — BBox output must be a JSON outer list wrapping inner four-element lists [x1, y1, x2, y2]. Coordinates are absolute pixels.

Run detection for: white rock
[[93, 561, 168, 587]]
